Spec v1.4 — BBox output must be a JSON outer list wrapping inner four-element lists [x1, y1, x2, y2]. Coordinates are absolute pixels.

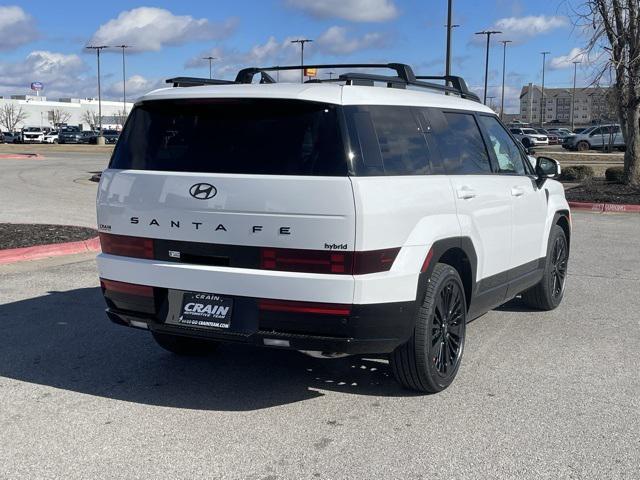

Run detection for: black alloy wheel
[[549, 234, 568, 299], [431, 280, 465, 377]]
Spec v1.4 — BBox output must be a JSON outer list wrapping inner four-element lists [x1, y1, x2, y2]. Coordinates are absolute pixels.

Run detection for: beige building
[[518, 84, 615, 126]]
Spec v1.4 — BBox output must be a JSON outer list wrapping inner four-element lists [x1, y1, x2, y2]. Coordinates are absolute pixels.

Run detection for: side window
[[430, 112, 491, 174], [478, 116, 526, 175], [346, 106, 432, 175], [589, 127, 602, 136]]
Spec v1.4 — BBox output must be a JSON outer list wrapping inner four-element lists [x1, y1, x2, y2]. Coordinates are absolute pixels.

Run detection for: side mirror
[[535, 156, 561, 187]]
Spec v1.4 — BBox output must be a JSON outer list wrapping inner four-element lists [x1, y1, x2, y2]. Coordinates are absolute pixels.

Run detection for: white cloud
[[88, 7, 238, 52], [317, 26, 387, 55], [0, 6, 39, 51], [185, 37, 302, 81], [0, 51, 89, 96], [105, 75, 163, 99], [473, 15, 568, 44], [286, 0, 398, 22], [549, 48, 587, 70]]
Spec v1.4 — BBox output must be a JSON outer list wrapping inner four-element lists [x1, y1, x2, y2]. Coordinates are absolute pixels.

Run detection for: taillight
[[100, 279, 154, 297], [258, 299, 351, 316], [99, 233, 154, 259], [259, 247, 399, 275]]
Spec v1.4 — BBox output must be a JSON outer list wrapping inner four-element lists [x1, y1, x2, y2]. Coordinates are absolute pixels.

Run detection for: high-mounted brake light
[[259, 247, 399, 275], [99, 233, 154, 259]]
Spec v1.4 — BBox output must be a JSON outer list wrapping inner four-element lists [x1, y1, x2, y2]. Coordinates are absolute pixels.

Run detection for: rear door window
[[344, 105, 434, 175], [428, 111, 492, 174], [110, 99, 347, 176]]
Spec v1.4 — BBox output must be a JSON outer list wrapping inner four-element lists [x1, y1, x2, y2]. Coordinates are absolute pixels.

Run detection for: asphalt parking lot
[[1, 150, 639, 479]]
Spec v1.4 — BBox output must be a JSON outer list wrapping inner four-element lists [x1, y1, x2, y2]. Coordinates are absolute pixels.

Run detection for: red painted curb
[[0, 236, 100, 265], [0, 153, 45, 160], [569, 201, 640, 213]]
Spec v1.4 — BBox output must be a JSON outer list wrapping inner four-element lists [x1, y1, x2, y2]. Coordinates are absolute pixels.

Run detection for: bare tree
[[0, 104, 28, 132], [113, 109, 128, 128], [576, 0, 640, 185], [48, 108, 72, 126], [81, 110, 100, 129]]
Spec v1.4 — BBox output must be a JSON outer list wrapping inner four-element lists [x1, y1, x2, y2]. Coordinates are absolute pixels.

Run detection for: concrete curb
[[0, 153, 45, 160], [0, 236, 100, 265], [569, 201, 640, 214]]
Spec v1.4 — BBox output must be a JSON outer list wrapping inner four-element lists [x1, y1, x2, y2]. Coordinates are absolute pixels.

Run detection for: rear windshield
[[109, 99, 347, 176]]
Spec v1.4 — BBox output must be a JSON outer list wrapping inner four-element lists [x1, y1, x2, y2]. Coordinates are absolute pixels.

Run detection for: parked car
[[21, 127, 46, 143], [1, 131, 20, 143], [563, 124, 625, 151], [534, 128, 560, 145], [546, 128, 574, 144], [58, 126, 84, 144], [88, 129, 120, 144], [43, 131, 59, 144], [509, 127, 549, 147], [96, 62, 571, 394], [78, 131, 99, 144]]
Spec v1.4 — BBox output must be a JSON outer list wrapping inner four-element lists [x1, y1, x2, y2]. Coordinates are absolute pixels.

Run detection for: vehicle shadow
[[0, 288, 411, 411]]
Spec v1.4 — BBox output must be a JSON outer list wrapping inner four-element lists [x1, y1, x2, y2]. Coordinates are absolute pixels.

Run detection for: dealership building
[[0, 95, 133, 132]]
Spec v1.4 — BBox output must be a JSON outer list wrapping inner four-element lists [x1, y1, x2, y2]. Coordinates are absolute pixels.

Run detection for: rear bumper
[[103, 292, 417, 355]]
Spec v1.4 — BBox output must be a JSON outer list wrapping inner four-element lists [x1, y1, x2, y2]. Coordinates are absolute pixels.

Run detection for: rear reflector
[[258, 299, 351, 316], [99, 233, 154, 259], [100, 279, 154, 297], [259, 247, 399, 275]]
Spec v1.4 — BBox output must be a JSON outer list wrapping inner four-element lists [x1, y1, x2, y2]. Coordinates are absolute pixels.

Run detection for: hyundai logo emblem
[[189, 183, 217, 200]]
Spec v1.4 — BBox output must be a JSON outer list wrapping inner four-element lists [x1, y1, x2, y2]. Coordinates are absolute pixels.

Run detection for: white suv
[[96, 63, 571, 393], [509, 127, 549, 148]]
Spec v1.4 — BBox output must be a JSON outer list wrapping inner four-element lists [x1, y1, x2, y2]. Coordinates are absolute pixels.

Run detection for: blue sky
[[0, 1, 594, 112]]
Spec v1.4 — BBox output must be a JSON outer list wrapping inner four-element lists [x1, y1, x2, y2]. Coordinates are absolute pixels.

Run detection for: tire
[[521, 225, 569, 311], [390, 263, 467, 393], [152, 331, 218, 356], [577, 141, 590, 152]]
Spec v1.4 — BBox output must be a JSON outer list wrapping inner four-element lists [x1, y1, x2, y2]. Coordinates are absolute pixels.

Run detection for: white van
[[96, 63, 571, 393]]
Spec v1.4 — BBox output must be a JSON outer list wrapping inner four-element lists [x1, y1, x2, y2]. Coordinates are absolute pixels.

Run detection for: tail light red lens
[[100, 279, 154, 297], [99, 233, 154, 259], [258, 299, 351, 316], [259, 247, 399, 275]]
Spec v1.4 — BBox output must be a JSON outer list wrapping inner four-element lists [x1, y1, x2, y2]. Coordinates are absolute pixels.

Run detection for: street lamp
[[291, 39, 313, 83], [571, 60, 581, 131], [202, 56, 217, 79], [475, 30, 502, 104], [540, 51, 550, 126], [499, 40, 512, 121], [445, 0, 460, 80], [114, 45, 131, 116], [85, 45, 108, 144]]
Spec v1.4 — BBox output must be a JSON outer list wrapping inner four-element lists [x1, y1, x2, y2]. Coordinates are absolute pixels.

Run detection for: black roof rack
[[165, 63, 479, 102], [166, 77, 236, 87]]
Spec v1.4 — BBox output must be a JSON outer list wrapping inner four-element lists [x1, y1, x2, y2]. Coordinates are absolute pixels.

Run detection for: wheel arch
[[554, 210, 571, 250], [420, 237, 477, 312]]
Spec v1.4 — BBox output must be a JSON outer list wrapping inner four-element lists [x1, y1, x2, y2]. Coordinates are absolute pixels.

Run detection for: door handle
[[457, 186, 477, 200], [511, 186, 526, 197]]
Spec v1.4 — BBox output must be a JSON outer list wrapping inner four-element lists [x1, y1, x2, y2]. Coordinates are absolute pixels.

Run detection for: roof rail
[[415, 75, 480, 102], [235, 63, 416, 84], [166, 77, 236, 87], [165, 64, 479, 102]]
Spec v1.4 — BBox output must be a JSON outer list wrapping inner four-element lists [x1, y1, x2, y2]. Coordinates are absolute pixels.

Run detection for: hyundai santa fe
[[96, 63, 571, 393]]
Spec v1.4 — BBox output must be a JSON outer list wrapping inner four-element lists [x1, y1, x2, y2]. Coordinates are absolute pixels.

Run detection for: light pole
[[571, 60, 581, 131], [540, 51, 550, 126], [115, 45, 131, 116], [445, 0, 460, 79], [291, 39, 313, 83], [327, 71, 336, 80], [86, 45, 108, 143], [499, 40, 512, 120], [475, 30, 501, 104], [202, 56, 217, 79]]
